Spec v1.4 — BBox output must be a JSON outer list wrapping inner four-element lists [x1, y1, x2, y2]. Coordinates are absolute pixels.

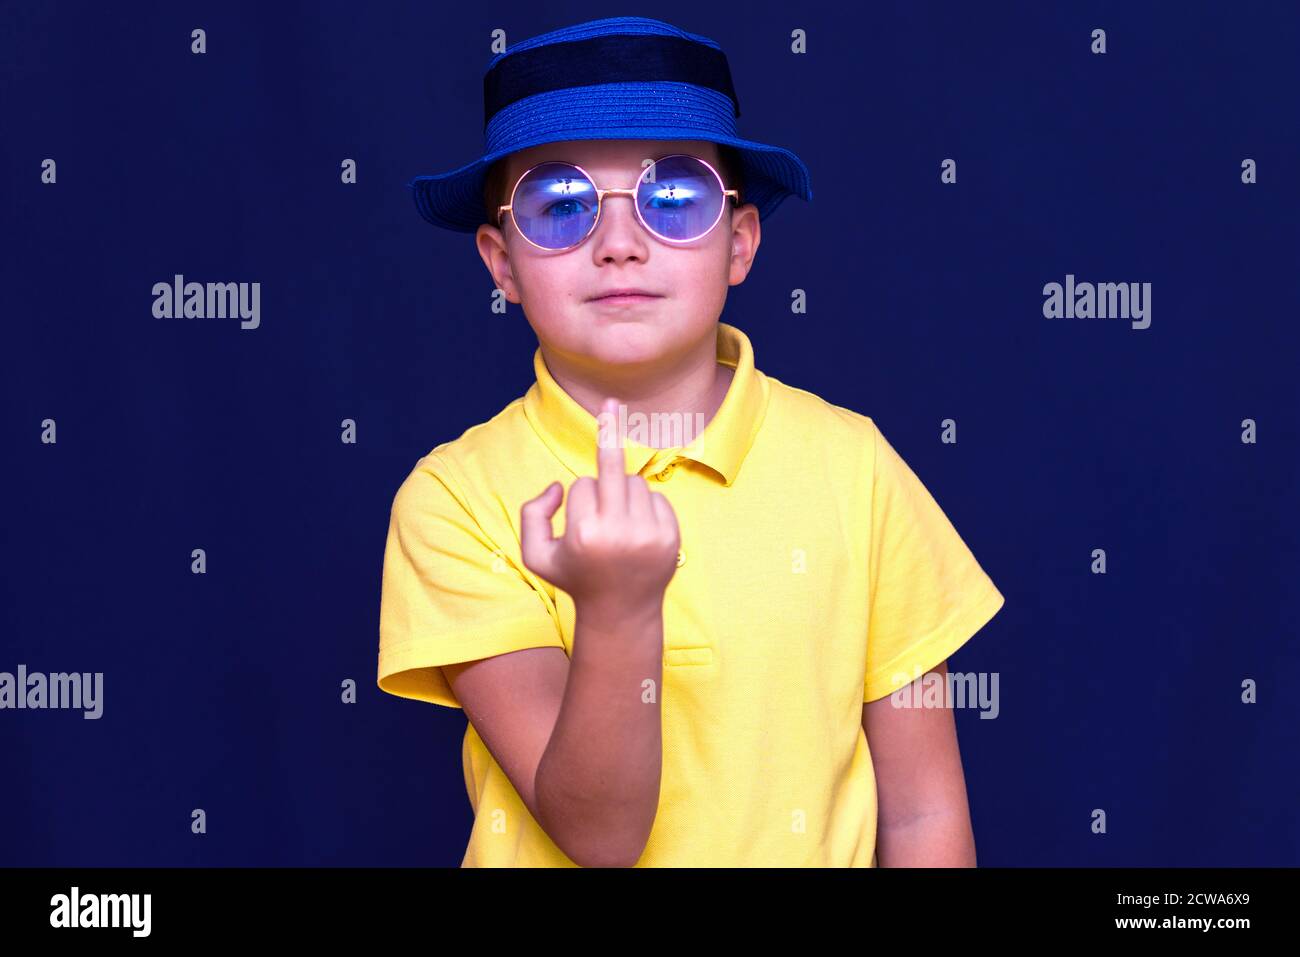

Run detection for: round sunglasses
[[497, 153, 740, 251]]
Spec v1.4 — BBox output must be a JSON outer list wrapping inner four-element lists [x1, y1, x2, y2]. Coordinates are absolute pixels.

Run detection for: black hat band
[[483, 33, 742, 129]]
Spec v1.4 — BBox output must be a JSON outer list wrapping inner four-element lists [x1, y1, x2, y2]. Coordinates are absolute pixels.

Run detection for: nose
[[598, 189, 641, 226], [590, 190, 648, 255]]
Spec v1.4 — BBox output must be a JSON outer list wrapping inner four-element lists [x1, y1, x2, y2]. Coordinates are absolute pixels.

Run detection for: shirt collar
[[522, 321, 770, 487]]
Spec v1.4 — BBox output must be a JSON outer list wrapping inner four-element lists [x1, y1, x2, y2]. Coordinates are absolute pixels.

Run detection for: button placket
[[642, 453, 686, 566], [654, 473, 709, 668]]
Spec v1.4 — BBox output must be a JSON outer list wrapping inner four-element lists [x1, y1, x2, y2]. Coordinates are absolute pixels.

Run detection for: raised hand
[[521, 397, 681, 612]]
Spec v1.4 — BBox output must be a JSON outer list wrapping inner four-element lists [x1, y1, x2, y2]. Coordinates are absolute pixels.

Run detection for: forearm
[[875, 808, 977, 867], [534, 597, 664, 867]]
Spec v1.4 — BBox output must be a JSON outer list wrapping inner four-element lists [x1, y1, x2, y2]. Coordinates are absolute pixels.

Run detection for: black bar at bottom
[[0, 866, 1282, 942]]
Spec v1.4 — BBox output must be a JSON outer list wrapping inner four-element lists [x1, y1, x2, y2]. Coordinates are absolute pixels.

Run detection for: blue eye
[[542, 199, 591, 219]]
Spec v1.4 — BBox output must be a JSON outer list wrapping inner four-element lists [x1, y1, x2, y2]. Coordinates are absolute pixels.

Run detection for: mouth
[[587, 289, 664, 304]]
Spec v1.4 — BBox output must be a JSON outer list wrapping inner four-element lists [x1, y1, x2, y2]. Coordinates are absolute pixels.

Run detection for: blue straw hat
[[407, 16, 813, 232]]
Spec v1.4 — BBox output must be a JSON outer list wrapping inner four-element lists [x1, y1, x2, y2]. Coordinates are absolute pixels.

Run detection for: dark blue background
[[3, 1, 1297, 866]]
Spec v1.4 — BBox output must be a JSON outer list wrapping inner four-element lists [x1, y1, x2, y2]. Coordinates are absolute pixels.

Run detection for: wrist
[[575, 592, 665, 633]]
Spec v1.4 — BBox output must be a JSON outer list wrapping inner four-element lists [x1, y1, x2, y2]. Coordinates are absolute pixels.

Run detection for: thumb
[[520, 481, 563, 578]]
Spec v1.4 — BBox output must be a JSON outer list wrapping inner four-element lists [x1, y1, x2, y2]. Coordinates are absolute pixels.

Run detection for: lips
[[588, 288, 663, 301]]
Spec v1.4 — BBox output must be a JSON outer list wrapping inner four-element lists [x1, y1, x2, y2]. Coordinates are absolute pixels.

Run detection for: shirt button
[[654, 459, 680, 481], [676, 547, 686, 567]]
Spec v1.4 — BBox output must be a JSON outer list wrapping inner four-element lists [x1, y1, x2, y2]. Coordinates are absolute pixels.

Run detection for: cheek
[[671, 245, 733, 303], [514, 261, 588, 338], [513, 252, 568, 302]]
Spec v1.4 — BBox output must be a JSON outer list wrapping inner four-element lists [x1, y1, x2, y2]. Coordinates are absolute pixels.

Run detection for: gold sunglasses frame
[[497, 153, 740, 251]]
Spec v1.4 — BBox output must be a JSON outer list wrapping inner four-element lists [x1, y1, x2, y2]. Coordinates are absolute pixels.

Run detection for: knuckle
[[570, 518, 592, 546], [571, 517, 604, 549]]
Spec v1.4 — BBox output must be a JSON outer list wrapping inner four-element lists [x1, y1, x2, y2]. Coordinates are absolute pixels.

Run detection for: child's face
[[476, 139, 761, 371]]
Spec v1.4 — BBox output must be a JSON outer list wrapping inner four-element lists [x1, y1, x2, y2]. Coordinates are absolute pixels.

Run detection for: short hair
[[483, 143, 746, 228]]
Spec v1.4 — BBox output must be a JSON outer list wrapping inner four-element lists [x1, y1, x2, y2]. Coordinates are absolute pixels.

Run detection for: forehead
[[501, 139, 722, 181]]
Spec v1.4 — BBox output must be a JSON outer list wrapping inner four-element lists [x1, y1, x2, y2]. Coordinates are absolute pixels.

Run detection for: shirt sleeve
[[863, 421, 1005, 703], [377, 452, 565, 709]]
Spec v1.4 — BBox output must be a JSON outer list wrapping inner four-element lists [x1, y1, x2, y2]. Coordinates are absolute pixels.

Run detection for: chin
[[587, 341, 669, 369], [583, 321, 676, 365]]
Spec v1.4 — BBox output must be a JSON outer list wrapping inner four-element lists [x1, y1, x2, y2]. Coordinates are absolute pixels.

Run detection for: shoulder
[[391, 396, 533, 517], [761, 373, 882, 462]]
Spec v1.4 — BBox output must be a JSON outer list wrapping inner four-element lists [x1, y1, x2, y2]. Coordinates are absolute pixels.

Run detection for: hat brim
[[407, 134, 812, 233]]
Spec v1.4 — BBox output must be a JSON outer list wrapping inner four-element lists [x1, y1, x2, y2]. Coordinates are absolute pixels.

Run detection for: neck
[[540, 327, 735, 449]]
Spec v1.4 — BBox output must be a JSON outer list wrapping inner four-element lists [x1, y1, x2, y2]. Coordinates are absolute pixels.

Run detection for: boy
[[378, 16, 1005, 867]]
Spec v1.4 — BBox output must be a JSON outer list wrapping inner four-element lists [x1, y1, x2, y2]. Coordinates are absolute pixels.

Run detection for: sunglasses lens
[[637, 155, 725, 242], [510, 162, 598, 249]]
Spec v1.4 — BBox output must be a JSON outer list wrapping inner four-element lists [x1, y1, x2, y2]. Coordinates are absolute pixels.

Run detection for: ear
[[476, 222, 519, 303]]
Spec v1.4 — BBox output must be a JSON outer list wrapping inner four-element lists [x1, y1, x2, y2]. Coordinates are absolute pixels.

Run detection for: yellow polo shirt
[[377, 321, 1005, 866]]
